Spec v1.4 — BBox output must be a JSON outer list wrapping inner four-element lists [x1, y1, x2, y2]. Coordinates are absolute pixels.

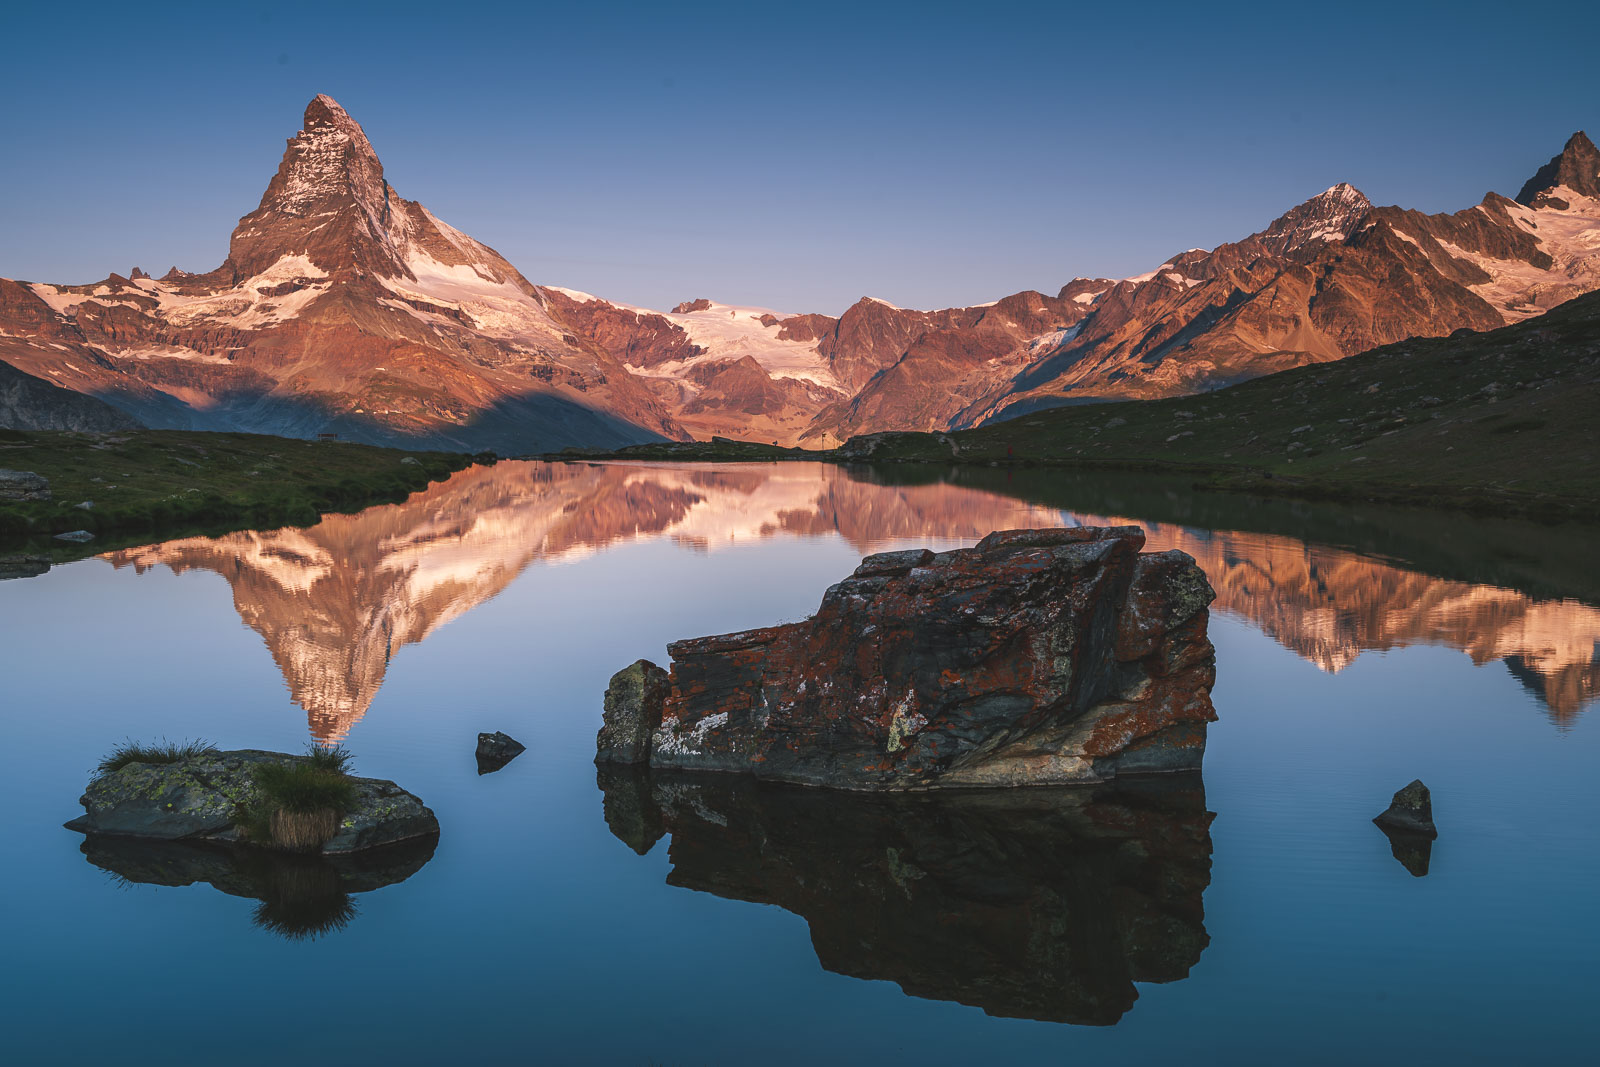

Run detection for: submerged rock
[[53, 529, 94, 543], [598, 767, 1214, 1024], [1373, 779, 1438, 837], [64, 748, 439, 854], [597, 526, 1217, 789], [475, 730, 526, 774]]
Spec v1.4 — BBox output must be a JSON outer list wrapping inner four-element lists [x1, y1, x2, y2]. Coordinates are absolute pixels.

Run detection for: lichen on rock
[[65, 749, 438, 854], [597, 526, 1218, 789]]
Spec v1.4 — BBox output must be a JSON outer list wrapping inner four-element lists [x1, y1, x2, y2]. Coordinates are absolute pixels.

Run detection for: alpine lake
[[2, 460, 1595, 1065]]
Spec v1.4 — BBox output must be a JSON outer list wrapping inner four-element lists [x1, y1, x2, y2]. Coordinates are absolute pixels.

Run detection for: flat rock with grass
[[65, 747, 438, 854]]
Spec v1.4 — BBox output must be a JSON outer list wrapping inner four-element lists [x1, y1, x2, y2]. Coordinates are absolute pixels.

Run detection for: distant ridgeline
[[1, 93, 1597, 452]]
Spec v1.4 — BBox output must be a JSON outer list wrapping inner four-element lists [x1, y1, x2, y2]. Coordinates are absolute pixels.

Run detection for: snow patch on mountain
[[637, 301, 842, 391], [103, 343, 233, 365], [1028, 323, 1083, 352], [546, 286, 603, 304], [1437, 195, 1600, 321], [156, 254, 332, 329], [379, 248, 567, 345]]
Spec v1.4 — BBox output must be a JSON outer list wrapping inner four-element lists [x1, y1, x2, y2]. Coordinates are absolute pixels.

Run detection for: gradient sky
[[2, 0, 1596, 315]]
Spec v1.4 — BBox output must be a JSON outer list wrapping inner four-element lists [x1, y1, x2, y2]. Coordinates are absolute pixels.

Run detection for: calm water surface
[[2, 461, 1596, 1064]]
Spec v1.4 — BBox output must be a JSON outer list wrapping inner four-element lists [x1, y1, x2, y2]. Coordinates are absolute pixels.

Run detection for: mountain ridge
[[2, 96, 1597, 451]]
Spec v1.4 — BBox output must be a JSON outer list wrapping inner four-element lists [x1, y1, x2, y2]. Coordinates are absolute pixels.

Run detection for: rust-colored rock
[[598, 526, 1217, 788]]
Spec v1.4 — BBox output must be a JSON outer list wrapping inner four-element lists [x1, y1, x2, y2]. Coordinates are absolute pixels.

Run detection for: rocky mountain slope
[[3, 97, 1596, 450], [0, 96, 685, 453], [803, 133, 1600, 440]]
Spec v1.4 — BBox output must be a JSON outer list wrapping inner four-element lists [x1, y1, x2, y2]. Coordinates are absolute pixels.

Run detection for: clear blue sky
[[2, 0, 1595, 315]]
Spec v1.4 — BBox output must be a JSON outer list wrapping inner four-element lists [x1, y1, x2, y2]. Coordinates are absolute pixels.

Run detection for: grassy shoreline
[[0, 429, 477, 560]]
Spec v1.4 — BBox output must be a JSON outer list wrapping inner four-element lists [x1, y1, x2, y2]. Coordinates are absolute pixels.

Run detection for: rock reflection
[[597, 768, 1213, 1025], [82, 833, 437, 941], [1375, 825, 1434, 878]]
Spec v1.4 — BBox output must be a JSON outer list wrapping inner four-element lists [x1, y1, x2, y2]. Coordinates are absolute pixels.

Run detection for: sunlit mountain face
[[103, 463, 1599, 741]]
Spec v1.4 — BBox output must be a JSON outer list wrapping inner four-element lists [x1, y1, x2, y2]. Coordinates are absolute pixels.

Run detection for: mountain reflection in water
[[1111, 519, 1600, 723], [101, 462, 1066, 740], [100, 461, 1599, 740], [599, 768, 1212, 1024]]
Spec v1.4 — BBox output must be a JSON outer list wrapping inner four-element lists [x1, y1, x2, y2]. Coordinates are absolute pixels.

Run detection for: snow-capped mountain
[[0, 95, 685, 451], [2, 98, 1598, 449], [801, 132, 1600, 440]]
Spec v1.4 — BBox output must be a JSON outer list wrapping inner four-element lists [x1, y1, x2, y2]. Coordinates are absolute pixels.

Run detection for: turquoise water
[[1, 461, 1595, 1064]]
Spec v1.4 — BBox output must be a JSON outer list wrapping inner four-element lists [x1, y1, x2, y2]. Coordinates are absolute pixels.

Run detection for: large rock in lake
[[65, 748, 439, 854], [597, 526, 1217, 788]]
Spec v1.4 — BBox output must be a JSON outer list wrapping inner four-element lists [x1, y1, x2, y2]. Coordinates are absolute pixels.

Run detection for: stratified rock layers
[[599, 526, 1217, 788]]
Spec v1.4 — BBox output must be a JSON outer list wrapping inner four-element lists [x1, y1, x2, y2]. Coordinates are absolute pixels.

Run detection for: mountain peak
[[1516, 131, 1600, 206], [266, 94, 386, 218], [1316, 182, 1370, 207], [226, 94, 396, 279], [1251, 182, 1372, 256], [305, 93, 355, 126]]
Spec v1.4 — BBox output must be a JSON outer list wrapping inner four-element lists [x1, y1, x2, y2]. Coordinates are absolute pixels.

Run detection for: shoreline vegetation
[[0, 429, 477, 560], [551, 290, 1600, 523]]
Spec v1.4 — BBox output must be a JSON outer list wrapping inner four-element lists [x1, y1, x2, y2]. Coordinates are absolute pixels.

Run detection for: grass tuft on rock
[[245, 755, 359, 853], [304, 744, 354, 776], [95, 738, 216, 777], [252, 761, 358, 815]]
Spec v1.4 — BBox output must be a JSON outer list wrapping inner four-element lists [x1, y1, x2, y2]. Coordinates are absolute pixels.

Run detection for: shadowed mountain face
[[101, 462, 1597, 740], [597, 768, 1213, 1025]]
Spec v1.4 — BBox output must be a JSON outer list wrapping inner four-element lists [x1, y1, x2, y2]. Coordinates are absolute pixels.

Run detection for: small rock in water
[[54, 529, 95, 543], [476, 730, 526, 774], [1373, 779, 1437, 837]]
